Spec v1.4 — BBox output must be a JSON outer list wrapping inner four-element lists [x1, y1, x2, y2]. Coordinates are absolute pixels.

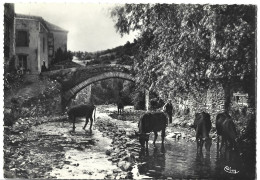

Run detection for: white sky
[[14, 3, 139, 52]]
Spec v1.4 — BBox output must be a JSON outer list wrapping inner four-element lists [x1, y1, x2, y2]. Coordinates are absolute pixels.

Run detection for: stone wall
[[170, 85, 248, 121]]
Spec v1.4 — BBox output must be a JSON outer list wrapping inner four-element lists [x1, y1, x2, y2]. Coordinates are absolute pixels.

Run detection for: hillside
[[73, 40, 137, 66]]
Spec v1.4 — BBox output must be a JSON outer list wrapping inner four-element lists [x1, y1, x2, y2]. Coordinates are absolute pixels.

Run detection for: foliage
[[149, 91, 164, 110], [120, 81, 135, 105], [111, 4, 256, 111], [131, 89, 145, 110], [52, 48, 73, 64]]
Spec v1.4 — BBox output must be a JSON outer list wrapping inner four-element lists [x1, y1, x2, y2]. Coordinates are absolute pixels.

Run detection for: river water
[[133, 138, 253, 179], [17, 105, 254, 179]]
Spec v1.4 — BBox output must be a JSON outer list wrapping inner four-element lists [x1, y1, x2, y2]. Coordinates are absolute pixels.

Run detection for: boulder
[[118, 161, 132, 171], [105, 149, 112, 156]]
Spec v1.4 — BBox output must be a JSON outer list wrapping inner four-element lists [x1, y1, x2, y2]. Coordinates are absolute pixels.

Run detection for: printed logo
[[224, 166, 239, 174]]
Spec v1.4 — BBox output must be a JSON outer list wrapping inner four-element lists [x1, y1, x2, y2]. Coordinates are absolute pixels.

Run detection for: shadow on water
[[136, 138, 255, 179]]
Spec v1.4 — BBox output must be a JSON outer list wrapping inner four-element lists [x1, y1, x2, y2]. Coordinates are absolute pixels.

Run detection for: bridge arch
[[45, 64, 150, 111], [61, 71, 135, 108]]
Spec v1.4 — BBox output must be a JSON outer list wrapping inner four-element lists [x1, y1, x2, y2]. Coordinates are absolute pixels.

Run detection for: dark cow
[[193, 112, 212, 153], [117, 101, 124, 115], [67, 104, 96, 132], [135, 112, 168, 149], [216, 112, 237, 151]]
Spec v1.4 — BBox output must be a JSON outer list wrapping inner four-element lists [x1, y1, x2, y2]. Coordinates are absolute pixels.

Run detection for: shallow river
[[23, 105, 254, 179], [133, 138, 253, 179]]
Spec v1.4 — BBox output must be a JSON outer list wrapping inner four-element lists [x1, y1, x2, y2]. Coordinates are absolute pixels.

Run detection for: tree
[[111, 4, 256, 113]]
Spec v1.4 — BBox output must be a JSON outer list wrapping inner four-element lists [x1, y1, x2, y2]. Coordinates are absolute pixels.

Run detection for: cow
[[216, 112, 237, 151], [117, 101, 124, 115], [67, 104, 96, 132], [135, 112, 168, 149], [193, 112, 212, 154]]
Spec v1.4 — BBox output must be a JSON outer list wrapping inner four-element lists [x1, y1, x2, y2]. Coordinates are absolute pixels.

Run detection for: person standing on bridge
[[163, 99, 173, 124]]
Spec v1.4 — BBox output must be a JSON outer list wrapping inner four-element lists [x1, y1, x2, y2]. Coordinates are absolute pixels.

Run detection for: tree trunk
[[223, 82, 231, 113], [245, 74, 256, 115], [145, 89, 150, 111]]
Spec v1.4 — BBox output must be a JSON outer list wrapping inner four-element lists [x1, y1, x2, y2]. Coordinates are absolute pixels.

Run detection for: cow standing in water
[[193, 112, 212, 154], [117, 100, 124, 115], [135, 112, 168, 149], [67, 104, 96, 132], [216, 112, 237, 151]]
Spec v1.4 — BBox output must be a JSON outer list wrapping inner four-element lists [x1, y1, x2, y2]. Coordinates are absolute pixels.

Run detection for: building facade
[[15, 14, 68, 74], [4, 3, 15, 66]]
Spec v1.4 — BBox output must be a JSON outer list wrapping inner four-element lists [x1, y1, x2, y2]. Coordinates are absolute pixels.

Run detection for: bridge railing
[[42, 64, 133, 77]]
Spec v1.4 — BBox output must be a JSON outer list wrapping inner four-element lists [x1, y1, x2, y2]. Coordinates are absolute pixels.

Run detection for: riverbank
[[3, 105, 197, 179], [3, 104, 255, 179]]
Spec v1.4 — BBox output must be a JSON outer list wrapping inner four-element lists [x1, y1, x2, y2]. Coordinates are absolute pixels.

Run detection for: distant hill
[[73, 40, 137, 66]]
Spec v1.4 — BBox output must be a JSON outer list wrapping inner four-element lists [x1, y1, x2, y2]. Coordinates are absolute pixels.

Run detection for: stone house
[[14, 14, 68, 74], [4, 3, 15, 65]]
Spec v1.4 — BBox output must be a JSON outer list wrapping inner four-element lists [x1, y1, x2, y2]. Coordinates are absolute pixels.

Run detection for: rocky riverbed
[[3, 105, 196, 179], [3, 105, 255, 179]]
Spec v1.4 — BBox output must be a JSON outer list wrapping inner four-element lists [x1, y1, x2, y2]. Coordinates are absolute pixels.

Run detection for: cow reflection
[[138, 145, 166, 178], [192, 151, 212, 177], [217, 148, 239, 163]]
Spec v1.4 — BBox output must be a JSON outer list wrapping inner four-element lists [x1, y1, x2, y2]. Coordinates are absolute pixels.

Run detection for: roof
[[15, 13, 68, 33], [44, 20, 68, 33]]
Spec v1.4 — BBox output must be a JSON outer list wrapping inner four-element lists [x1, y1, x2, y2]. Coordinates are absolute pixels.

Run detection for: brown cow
[[193, 112, 212, 153], [67, 104, 96, 132], [135, 112, 168, 149], [216, 112, 237, 151]]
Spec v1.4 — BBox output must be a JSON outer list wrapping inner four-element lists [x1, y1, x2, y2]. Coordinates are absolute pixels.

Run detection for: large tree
[[111, 4, 256, 112]]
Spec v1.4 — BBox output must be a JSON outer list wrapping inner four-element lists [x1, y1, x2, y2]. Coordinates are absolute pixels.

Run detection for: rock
[[181, 122, 187, 127], [112, 158, 119, 163], [182, 133, 186, 139], [187, 122, 193, 127], [64, 161, 71, 165], [113, 169, 121, 173], [190, 137, 196, 142], [176, 134, 181, 139], [126, 171, 133, 179], [4, 170, 16, 178], [118, 161, 132, 171], [106, 149, 112, 156]]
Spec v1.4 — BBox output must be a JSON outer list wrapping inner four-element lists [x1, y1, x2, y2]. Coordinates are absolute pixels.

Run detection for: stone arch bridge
[[44, 64, 149, 110]]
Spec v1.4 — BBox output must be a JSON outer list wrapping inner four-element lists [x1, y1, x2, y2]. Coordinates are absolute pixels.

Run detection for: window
[[16, 30, 28, 46]]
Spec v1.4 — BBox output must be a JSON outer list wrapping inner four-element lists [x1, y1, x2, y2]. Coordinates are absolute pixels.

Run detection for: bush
[[132, 91, 145, 110], [150, 98, 164, 110]]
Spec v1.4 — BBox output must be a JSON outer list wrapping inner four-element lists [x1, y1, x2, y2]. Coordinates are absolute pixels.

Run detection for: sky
[[14, 3, 139, 52]]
